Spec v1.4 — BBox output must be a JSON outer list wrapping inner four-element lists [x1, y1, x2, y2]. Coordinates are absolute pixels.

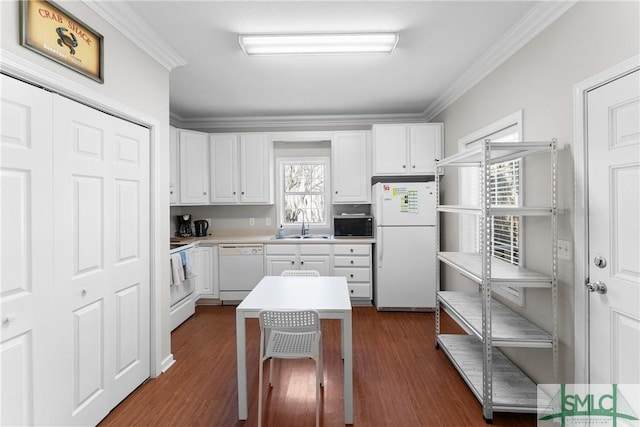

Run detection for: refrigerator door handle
[[378, 228, 383, 263]]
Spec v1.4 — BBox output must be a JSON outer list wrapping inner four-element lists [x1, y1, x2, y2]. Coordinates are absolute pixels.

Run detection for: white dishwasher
[[218, 244, 264, 302]]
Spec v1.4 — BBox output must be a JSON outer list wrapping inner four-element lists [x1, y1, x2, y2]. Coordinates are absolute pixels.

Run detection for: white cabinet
[[179, 129, 210, 204], [195, 245, 216, 299], [265, 244, 332, 276], [210, 133, 273, 204], [169, 126, 179, 204], [332, 131, 371, 203], [372, 123, 443, 175], [333, 244, 372, 300]]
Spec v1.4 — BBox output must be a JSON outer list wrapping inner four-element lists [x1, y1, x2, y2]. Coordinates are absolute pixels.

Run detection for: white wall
[[1, 0, 173, 374], [434, 0, 640, 383]]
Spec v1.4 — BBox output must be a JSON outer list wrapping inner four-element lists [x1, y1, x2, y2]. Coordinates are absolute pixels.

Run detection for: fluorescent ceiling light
[[238, 33, 399, 56]]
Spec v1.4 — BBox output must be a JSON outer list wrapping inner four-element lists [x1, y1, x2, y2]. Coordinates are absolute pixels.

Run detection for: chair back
[[259, 310, 320, 333], [281, 270, 320, 277]]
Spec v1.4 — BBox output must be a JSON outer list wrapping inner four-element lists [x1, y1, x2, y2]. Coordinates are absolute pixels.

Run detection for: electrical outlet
[[249, 218, 255, 226], [265, 217, 271, 226], [558, 239, 572, 260]]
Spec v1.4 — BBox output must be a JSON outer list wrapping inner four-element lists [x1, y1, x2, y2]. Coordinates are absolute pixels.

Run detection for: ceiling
[[94, 1, 575, 129]]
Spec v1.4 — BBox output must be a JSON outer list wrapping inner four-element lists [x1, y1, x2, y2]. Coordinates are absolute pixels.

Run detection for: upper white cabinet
[[332, 131, 371, 204], [210, 133, 273, 204], [372, 123, 443, 175], [179, 129, 210, 204], [169, 126, 179, 205]]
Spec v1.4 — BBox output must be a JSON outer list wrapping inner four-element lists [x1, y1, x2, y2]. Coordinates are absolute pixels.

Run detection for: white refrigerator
[[372, 182, 437, 310]]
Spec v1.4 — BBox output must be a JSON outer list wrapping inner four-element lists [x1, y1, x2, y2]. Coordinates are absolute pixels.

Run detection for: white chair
[[258, 309, 323, 427], [280, 269, 320, 277]]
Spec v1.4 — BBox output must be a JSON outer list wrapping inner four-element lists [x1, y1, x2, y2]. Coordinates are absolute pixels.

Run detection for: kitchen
[[1, 1, 639, 426]]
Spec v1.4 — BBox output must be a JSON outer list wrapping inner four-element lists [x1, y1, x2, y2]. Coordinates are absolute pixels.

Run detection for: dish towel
[[171, 253, 185, 284], [181, 249, 194, 278]]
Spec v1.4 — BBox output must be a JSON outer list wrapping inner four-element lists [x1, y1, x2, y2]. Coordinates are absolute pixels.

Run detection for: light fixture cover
[[238, 32, 399, 56]]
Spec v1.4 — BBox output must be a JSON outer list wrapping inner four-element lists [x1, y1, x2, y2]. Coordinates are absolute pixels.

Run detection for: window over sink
[[277, 157, 330, 229]]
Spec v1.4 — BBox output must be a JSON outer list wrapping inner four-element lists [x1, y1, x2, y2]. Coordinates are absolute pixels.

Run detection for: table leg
[[236, 311, 248, 420], [343, 312, 353, 424]]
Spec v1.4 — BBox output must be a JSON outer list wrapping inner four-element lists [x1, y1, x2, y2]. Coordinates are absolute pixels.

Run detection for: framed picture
[[20, 0, 103, 83]]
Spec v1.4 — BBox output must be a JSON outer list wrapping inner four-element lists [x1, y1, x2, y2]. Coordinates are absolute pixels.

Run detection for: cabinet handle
[[291, 260, 295, 265], [203, 192, 207, 195], [350, 274, 354, 278], [350, 289, 354, 294], [301, 261, 305, 265], [335, 191, 338, 194], [350, 260, 354, 265], [412, 165, 416, 168], [241, 191, 245, 195], [403, 165, 406, 169], [350, 248, 354, 253], [170, 191, 173, 194]]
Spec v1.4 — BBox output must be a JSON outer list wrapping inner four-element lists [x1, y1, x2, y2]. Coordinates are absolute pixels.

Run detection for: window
[[277, 157, 330, 228], [459, 111, 524, 305]]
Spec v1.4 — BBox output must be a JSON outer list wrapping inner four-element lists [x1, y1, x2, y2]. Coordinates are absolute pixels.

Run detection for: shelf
[[437, 334, 539, 412], [438, 205, 553, 216], [436, 141, 553, 167], [438, 291, 552, 347], [438, 252, 552, 288]]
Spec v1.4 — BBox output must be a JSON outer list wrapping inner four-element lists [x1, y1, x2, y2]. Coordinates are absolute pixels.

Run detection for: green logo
[[538, 384, 639, 426]]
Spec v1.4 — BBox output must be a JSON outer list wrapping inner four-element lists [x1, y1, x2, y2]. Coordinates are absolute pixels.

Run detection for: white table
[[236, 275, 353, 424]]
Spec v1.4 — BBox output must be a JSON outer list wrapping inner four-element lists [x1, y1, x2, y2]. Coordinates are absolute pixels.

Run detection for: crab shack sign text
[[21, 0, 103, 82]]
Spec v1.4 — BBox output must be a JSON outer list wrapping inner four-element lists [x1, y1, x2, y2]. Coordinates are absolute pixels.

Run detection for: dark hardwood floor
[[99, 305, 536, 426]]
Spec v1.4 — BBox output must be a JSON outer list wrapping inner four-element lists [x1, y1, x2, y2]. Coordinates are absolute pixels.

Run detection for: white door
[[1, 74, 54, 426], [587, 69, 640, 384], [239, 134, 271, 203], [375, 226, 436, 309], [409, 124, 441, 174], [332, 132, 370, 204], [52, 94, 150, 425], [179, 129, 209, 204], [210, 133, 238, 203]]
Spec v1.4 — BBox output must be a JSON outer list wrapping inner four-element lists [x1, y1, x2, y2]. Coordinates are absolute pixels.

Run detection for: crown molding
[[83, 0, 186, 71], [171, 111, 429, 131], [423, 0, 578, 121]]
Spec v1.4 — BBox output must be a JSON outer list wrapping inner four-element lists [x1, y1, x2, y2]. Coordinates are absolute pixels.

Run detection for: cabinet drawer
[[334, 245, 370, 256], [300, 244, 331, 255], [348, 283, 371, 298], [265, 244, 297, 255], [334, 257, 370, 268], [334, 268, 370, 283]]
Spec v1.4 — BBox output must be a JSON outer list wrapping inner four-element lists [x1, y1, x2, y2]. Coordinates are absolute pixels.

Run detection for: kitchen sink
[[270, 234, 332, 240]]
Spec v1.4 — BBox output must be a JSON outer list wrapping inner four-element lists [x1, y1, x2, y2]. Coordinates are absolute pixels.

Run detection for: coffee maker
[[176, 214, 193, 237]]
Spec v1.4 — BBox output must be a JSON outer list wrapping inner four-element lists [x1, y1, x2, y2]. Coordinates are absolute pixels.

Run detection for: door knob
[[586, 281, 607, 294]]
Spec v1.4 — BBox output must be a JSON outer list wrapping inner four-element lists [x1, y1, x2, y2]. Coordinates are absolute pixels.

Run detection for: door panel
[[1, 74, 53, 426], [587, 69, 640, 384], [54, 94, 150, 424]]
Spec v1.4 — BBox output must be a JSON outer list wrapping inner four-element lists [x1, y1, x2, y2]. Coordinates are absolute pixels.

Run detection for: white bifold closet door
[[1, 74, 150, 426]]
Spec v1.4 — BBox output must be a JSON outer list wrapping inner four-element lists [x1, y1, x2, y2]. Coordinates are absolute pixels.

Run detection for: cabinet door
[[300, 256, 332, 276], [169, 126, 179, 204], [195, 246, 214, 297], [179, 130, 209, 204], [332, 131, 371, 203], [409, 124, 442, 174], [266, 256, 297, 275], [239, 134, 272, 204], [210, 134, 238, 203], [372, 124, 408, 175]]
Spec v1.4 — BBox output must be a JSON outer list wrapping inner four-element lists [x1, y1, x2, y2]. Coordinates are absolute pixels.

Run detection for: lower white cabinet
[[333, 244, 372, 300], [195, 245, 217, 299], [265, 244, 332, 276]]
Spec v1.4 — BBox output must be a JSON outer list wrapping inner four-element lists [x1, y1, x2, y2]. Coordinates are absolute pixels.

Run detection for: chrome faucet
[[300, 210, 309, 236]]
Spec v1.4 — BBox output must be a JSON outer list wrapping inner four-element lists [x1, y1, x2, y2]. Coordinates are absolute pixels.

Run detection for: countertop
[[170, 234, 376, 246]]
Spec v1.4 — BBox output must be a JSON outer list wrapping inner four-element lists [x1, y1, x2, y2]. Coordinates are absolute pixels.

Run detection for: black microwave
[[333, 215, 374, 238]]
